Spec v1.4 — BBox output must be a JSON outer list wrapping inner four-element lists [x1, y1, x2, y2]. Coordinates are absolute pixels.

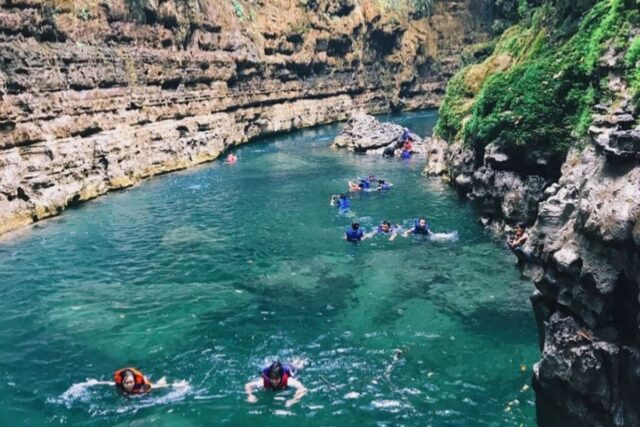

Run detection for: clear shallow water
[[0, 110, 537, 426]]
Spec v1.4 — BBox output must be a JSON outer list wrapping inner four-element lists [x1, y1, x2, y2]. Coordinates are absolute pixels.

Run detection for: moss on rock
[[434, 0, 639, 169]]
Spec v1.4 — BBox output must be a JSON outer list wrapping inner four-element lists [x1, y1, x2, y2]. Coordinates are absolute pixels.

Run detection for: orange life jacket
[[114, 368, 151, 395]]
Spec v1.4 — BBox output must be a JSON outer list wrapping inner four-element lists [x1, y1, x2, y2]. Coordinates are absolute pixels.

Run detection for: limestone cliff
[[0, 0, 492, 236], [426, 0, 640, 424]]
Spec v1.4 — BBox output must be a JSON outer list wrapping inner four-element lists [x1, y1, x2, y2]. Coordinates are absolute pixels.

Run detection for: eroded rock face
[[525, 91, 640, 424], [331, 112, 424, 154], [0, 0, 491, 237], [424, 139, 548, 225]]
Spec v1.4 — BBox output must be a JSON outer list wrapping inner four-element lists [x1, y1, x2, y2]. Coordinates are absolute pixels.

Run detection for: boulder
[[331, 112, 425, 154]]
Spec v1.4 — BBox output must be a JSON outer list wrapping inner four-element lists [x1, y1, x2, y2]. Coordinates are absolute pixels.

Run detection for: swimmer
[[345, 222, 364, 242], [245, 361, 307, 407], [113, 368, 169, 396], [365, 220, 401, 241], [348, 180, 363, 192], [330, 193, 351, 210], [349, 175, 375, 192], [225, 153, 237, 164], [403, 218, 433, 237], [403, 137, 414, 152], [376, 179, 392, 191]]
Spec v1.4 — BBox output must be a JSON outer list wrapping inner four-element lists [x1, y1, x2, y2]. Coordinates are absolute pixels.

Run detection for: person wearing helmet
[[244, 361, 307, 407]]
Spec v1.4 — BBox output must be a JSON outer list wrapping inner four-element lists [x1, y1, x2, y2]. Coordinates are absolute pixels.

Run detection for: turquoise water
[[0, 111, 537, 426]]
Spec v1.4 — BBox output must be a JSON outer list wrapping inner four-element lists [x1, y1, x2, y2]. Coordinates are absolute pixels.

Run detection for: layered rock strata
[[0, 0, 491, 236]]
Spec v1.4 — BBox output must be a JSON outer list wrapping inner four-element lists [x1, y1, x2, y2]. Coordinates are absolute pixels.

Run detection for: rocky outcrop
[[0, 0, 492, 237], [424, 18, 640, 423], [522, 90, 640, 425], [331, 112, 425, 154], [424, 138, 549, 227]]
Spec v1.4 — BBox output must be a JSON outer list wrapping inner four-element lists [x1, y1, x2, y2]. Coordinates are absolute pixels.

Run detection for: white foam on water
[[343, 391, 361, 399], [288, 356, 309, 372], [51, 379, 113, 407], [371, 399, 403, 409], [429, 231, 459, 242], [50, 379, 192, 413], [273, 409, 294, 417]]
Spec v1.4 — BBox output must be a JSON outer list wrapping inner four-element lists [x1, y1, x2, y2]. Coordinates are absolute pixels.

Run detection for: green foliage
[[434, 70, 473, 141], [78, 4, 92, 21], [434, 0, 637, 165], [627, 36, 640, 109], [232, 0, 245, 20]]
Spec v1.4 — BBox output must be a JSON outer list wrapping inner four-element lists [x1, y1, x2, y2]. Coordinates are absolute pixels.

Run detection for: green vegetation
[[232, 0, 245, 20], [627, 35, 640, 109], [434, 0, 639, 166]]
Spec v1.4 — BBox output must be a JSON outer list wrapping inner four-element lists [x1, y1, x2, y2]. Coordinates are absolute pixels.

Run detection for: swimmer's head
[[122, 370, 135, 392], [381, 221, 391, 233], [351, 222, 360, 230], [378, 180, 385, 184], [516, 222, 526, 231], [339, 193, 347, 199], [267, 361, 284, 386], [418, 218, 427, 228]]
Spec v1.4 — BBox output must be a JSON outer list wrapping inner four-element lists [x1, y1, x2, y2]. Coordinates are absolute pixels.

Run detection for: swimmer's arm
[[285, 378, 307, 407], [245, 379, 262, 403], [363, 231, 376, 240]]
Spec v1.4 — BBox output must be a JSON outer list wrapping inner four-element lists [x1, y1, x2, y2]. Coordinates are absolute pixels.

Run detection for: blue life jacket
[[401, 150, 411, 159], [359, 178, 371, 189], [346, 228, 364, 241], [413, 220, 430, 235], [378, 183, 391, 191], [338, 197, 350, 210]]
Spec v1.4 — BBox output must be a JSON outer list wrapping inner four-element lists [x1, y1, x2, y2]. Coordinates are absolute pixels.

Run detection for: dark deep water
[[0, 110, 537, 426]]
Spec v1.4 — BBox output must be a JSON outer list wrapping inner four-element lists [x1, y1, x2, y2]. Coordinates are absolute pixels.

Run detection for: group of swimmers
[[383, 128, 415, 159], [345, 218, 433, 242], [112, 361, 306, 406]]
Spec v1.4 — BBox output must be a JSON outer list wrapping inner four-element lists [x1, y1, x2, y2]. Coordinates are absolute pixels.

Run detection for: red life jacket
[[262, 371, 289, 390], [114, 368, 151, 395]]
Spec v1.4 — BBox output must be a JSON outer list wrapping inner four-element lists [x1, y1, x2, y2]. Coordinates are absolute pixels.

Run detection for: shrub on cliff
[[435, 0, 639, 168]]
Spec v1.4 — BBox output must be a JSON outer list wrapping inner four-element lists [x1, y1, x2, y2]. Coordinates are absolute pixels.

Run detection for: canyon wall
[[0, 0, 492, 236], [425, 0, 640, 425]]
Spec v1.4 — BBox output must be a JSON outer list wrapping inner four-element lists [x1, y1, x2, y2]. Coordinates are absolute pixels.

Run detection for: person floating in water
[[366, 220, 400, 241], [348, 175, 373, 192], [403, 218, 433, 237], [114, 367, 168, 396], [345, 222, 364, 242], [225, 153, 238, 164], [376, 179, 392, 191], [330, 193, 351, 210], [244, 361, 307, 407]]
